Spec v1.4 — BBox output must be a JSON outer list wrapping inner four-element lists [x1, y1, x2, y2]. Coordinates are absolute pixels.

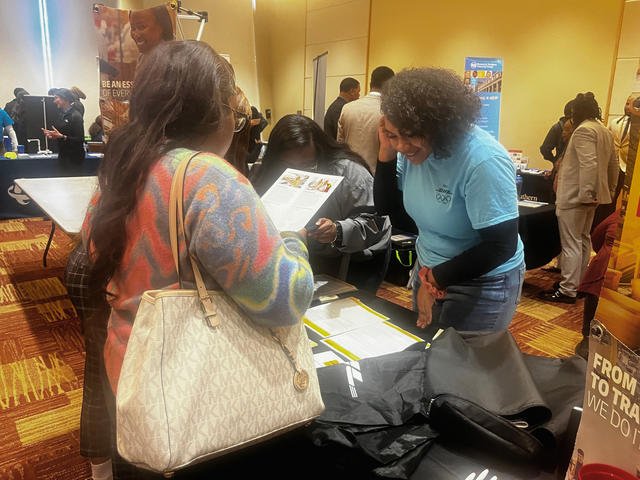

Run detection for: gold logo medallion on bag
[[294, 369, 310, 392]]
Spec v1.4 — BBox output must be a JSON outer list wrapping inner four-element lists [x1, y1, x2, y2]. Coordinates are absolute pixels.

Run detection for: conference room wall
[[609, 0, 640, 120], [368, 0, 624, 171], [0, 0, 117, 129], [254, 0, 307, 138], [134, 0, 261, 120], [0, 1, 46, 110], [303, 0, 370, 120]]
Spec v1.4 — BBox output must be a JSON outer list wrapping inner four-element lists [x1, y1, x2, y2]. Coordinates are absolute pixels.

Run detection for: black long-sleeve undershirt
[[374, 159, 418, 234], [374, 159, 519, 288]]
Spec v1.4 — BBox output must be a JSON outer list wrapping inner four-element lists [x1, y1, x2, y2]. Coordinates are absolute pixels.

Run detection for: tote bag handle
[[168, 152, 219, 326]]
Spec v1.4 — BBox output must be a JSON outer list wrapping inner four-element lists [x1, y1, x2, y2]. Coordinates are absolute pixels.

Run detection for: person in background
[[246, 105, 267, 165], [540, 92, 618, 304], [89, 116, 104, 143], [324, 77, 360, 140], [252, 114, 391, 293], [42, 88, 85, 173], [63, 243, 113, 480], [70, 86, 87, 117], [376, 68, 524, 332], [552, 118, 575, 194], [129, 5, 174, 56], [573, 209, 620, 359], [4, 87, 29, 146], [0, 108, 19, 154], [338, 66, 395, 174], [540, 99, 575, 166], [224, 87, 252, 176], [83, 41, 313, 477], [597, 94, 639, 226]]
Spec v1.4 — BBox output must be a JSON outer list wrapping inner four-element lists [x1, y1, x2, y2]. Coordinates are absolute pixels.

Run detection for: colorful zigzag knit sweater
[[82, 148, 314, 393]]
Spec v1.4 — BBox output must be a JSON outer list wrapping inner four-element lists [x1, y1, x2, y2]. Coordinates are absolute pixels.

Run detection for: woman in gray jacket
[[252, 114, 391, 292]]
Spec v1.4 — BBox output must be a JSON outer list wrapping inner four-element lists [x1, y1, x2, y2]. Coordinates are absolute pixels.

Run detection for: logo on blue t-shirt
[[435, 186, 452, 205]]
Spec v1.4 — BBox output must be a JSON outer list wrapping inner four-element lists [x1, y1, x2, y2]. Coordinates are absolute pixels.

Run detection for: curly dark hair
[[381, 68, 481, 159], [571, 92, 601, 127]]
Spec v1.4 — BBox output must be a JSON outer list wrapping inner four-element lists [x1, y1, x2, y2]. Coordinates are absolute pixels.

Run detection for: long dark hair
[[87, 40, 235, 305], [381, 68, 480, 159], [252, 114, 370, 195]]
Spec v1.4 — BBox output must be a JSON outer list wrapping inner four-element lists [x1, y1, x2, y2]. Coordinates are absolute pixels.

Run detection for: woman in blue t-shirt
[[374, 68, 525, 332]]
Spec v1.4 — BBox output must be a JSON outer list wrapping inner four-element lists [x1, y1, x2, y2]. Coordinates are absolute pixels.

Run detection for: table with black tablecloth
[[519, 203, 561, 270], [164, 287, 583, 480], [520, 170, 554, 203], [0, 153, 101, 219]]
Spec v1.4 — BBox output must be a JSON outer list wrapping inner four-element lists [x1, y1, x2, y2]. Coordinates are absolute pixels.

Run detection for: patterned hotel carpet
[[0, 217, 583, 479]]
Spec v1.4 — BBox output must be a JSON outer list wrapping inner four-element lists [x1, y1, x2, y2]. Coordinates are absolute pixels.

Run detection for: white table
[[14, 176, 98, 266]]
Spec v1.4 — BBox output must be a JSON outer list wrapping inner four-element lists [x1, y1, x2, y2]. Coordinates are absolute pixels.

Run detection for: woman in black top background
[[42, 87, 85, 173]]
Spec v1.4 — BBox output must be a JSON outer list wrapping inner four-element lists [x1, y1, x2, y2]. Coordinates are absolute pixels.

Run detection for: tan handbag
[[116, 153, 324, 475]]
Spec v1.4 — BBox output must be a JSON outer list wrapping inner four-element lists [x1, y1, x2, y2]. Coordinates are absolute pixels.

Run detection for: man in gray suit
[[540, 92, 618, 303], [338, 66, 394, 174]]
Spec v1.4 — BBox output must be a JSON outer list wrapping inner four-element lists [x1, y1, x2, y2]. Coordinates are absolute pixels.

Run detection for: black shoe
[[538, 289, 576, 304], [551, 281, 585, 299], [542, 266, 562, 273], [575, 337, 589, 359]]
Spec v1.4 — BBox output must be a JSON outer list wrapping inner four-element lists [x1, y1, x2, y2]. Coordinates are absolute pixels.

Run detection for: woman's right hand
[[416, 282, 436, 328], [378, 116, 397, 163]]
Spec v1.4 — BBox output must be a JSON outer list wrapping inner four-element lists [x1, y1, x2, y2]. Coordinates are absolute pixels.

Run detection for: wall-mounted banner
[[93, 3, 177, 139], [464, 57, 503, 140]]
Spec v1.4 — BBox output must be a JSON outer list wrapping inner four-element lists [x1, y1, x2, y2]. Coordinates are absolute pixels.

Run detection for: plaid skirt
[[64, 243, 112, 458]]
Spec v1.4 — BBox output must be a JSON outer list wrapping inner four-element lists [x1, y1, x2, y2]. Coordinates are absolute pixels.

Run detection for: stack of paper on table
[[312, 274, 357, 302], [304, 297, 423, 365]]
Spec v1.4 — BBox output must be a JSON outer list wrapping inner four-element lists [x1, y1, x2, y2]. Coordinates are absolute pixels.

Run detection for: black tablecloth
[[519, 204, 561, 270], [0, 153, 101, 219], [157, 289, 582, 480], [520, 171, 554, 203]]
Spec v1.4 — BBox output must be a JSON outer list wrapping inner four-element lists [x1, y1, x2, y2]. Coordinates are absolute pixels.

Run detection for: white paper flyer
[[261, 168, 343, 232]]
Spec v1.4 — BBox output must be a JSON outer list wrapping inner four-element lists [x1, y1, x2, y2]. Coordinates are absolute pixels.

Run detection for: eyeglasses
[[224, 104, 249, 133]]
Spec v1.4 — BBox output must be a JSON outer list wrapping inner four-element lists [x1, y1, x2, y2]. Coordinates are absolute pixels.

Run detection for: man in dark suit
[[324, 77, 360, 140]]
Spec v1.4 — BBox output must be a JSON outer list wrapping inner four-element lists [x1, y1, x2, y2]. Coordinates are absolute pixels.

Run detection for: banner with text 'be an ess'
[[93, 3, 176, 139]]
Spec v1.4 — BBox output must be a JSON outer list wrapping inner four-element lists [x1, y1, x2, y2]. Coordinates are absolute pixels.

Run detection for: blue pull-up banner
[[464, 57, 503, 140]]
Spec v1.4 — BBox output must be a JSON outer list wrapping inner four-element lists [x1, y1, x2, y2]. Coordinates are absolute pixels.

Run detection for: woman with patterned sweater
[[81, 40, 313, 479]]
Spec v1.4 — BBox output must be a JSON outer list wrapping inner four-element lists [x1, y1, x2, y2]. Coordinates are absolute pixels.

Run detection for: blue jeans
[[412, 262, 525, 332]]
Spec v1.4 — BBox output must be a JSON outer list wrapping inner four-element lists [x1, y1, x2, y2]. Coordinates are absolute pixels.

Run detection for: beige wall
[[139, 0, 261, 112], [254, 0, 307, 137], [608, 0, 640, 120], [369, 0, 624, 170], [303, 0, 370, 119]]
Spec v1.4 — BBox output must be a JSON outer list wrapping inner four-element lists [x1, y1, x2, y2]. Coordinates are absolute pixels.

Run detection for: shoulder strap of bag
[[169, 152, 219, 326], [169, 153, 310, 389]]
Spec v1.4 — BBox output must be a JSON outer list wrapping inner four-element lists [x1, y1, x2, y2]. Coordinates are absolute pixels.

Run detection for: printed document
[[323, 321, 424, 361], [261, 168, 343, 231], [304, 297, 388, 337], [304, 297, 424, 362]]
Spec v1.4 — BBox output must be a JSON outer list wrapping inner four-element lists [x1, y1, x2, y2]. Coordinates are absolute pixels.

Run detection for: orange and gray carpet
[[0, 217, 583, 479]]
